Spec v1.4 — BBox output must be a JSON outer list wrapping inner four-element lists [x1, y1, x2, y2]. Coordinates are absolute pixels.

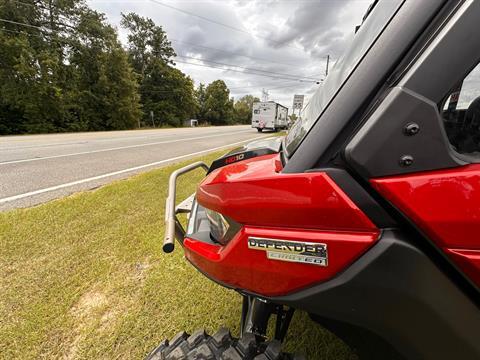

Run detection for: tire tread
[[146, 328, 301, 360]]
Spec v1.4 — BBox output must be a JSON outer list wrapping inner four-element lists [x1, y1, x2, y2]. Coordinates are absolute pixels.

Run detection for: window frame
[[345, 0, 480, 177]]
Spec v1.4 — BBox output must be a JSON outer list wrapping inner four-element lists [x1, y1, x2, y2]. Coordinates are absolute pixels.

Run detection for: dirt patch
[[71, 291, 108, 318], [134, 261, 151, 281], [65, 291, 109, 359]]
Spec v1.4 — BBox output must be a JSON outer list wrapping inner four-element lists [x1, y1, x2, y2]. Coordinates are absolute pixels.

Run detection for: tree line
[[0, 0, 259, 135]]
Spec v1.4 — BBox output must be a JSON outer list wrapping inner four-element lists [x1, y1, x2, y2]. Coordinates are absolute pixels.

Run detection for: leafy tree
[[0, 4, 210, 134], [141, 61, 196, 127], [70, 9, 141, 130], [234, 95, 260, 124], [121, 13, 175, 77], [195, 83, 207, 122], [0, 0, 141, 134], [0, 0, 62, 133], [204, 80, 234, 125], [121, 12, 195, 127]]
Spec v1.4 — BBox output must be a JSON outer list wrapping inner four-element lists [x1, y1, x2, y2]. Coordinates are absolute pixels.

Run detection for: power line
[[149, 0, 304, 51], [262, 83, 313, 91], [0, 18, 50, 32], [0, 27, 43, 37], [0, 6, 323, 84], [170, 38, 296, 68], [7, 0, 36, 8], [172, 41, 324, 80], [230, 79, 318, 90], [269, 82, 316, 91], [174, 59, 319, 82], [230, 81, 297, 90], [231, 82, 316, 95], [176, 54, 319, 82]]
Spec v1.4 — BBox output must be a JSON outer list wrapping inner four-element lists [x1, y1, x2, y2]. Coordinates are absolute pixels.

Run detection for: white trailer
[[252, 102, 289, 132]]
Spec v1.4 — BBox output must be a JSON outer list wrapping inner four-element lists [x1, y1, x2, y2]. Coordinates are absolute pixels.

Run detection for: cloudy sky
[[87, 0, 372, 106]]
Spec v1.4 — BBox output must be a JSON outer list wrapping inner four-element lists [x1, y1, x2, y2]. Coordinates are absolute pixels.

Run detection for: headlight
[[187, 201, 239, 245], [205, 208, 230, 243]]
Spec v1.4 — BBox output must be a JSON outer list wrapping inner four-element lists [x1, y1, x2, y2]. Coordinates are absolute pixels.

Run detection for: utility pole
[[262, 88, 269, 102], [325, 55, 330, 77], [150, 111, 156, 128]]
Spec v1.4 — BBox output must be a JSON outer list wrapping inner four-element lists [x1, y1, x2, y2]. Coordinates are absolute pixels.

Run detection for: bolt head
[[399, 155, 414, 167], [404, 123, 420, 136]]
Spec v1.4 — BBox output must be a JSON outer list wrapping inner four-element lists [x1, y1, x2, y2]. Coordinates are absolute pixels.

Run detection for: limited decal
[[248, 237, 328, 266]]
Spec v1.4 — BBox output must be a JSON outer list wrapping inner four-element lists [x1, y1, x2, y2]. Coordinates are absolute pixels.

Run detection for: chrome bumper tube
[[163, 161, 209, 253]]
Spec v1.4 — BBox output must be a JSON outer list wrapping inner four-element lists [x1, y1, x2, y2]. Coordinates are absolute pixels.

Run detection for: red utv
[[149, 1, 480, 359]]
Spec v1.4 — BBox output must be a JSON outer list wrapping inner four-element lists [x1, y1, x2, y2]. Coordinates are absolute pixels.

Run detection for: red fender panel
[[371, 164, 480, 288], [186, 154, 380, 296], [197, 154, 378, 232], [184, 227, 379, 296]]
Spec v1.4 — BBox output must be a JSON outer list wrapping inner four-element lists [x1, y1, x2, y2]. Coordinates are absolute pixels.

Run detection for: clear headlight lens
[[205, 208, 230, 243], [187, 200, 236, 245]]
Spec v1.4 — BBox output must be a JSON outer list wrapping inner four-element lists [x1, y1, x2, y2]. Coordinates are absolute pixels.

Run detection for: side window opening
[[441, 62, 480, 155]]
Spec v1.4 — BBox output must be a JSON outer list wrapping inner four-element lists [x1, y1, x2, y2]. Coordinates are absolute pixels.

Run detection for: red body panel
[[371, 164, 480, 288], [197, 154, 377, 232], [188, 154, 380, 296], [184, 227, 379, 296], [445, 249, 480, 288]]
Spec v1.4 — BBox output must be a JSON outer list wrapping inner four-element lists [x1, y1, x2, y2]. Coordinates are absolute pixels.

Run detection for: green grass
[[0, 150, 355, 359]]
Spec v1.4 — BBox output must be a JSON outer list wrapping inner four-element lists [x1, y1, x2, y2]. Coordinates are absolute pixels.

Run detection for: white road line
[[0, 136, 267, 205], [0, 130, 252, 165]]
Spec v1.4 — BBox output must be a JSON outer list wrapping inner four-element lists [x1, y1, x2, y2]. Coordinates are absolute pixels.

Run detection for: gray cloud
[[87, 0, 370, 105]]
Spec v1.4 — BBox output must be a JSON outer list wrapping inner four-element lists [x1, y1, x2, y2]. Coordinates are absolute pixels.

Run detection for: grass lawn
[[0, 149, 355, 359]]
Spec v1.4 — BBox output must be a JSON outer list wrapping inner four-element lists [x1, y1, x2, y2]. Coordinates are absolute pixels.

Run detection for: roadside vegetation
[[0, 1, 259, 135], [0, 150, 354, 359]]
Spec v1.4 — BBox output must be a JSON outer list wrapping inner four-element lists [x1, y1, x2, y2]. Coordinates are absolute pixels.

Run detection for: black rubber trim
[[309, 315, 405, 360], [315, 167, 398, 229], [268, 230, 480, 360]]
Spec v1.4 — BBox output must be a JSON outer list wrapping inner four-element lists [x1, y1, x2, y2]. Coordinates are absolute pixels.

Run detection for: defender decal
[[248, 237, 328, 267]]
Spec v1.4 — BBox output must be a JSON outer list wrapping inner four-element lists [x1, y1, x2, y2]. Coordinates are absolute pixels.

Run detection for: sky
[[87, 0, 372, 107]]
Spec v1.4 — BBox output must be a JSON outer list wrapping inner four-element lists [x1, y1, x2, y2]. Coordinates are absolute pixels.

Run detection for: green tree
[[141, 61, 196, 127], [204, 80, 234, 125], [121, 12, 195, 127], [0, 0, 63, 133], [70, 9, 141, 130], [0, 0, 141, 134], [195, 83, 207, 122], [234, 95, 260, 124], [121, 13, 175, 77]]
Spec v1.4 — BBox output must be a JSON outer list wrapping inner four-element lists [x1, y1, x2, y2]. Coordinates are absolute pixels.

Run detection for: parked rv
[[252, 102, 288, 132]]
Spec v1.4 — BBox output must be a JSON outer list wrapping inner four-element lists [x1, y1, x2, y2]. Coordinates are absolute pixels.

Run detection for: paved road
[[0, 125, 266, 211]]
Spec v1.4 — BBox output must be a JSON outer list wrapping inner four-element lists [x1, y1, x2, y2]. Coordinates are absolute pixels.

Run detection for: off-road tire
[[146, 328, 304, 360]]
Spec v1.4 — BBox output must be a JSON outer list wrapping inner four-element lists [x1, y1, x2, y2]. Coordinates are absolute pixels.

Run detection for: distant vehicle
[[184, 119, 199, 127], [252, 101, 288, 132]]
